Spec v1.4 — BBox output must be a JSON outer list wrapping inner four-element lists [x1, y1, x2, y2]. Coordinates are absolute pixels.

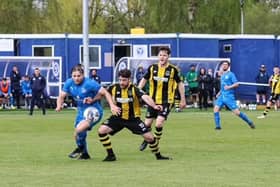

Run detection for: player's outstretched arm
[[56, 91, 67, 112], [224, 82, 239, 90], [141, 95, 163, 111], [95, 87, 121, 115], [138, 78, 147, 90], [178, 82, 186, 109]]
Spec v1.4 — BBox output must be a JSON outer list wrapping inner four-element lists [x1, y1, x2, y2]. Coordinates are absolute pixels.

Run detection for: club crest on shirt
[[165, 70, 170, 76], [81, 87, 87, 93]]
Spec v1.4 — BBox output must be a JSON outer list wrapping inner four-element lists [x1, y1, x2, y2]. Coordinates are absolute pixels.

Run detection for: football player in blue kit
[[213, 61, 255, 130], [56, 65, 120, 159]]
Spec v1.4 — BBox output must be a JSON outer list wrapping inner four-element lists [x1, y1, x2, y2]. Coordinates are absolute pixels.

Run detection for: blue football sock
[[76, 131, 88, 153], [214, 112, 221, 128], [239, 112, 252, 125]]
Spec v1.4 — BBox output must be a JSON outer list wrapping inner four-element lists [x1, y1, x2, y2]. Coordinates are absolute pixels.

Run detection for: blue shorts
[[215, 95, 238, 110], [75, 108, 103, 130]]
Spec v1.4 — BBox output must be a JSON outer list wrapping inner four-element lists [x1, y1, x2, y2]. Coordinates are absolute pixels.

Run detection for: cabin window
[[150, 44, 171, 57], [223, 44, 232, 53], [80, 45, 101, 69], [32, 45, 54, 56]]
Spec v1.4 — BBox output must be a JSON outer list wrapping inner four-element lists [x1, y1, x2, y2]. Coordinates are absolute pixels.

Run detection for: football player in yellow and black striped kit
[[138, 46, 186, 151], [96, 69, 170, 161], [258, 66, 280, 119]]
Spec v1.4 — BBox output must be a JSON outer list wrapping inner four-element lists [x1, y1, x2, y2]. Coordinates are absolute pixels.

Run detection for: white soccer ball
[[83, 107, 100, 123]]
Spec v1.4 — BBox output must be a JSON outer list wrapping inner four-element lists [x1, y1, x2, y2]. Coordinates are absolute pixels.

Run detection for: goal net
[[0, 56, 62, 98], [114, 57, 230, 84]]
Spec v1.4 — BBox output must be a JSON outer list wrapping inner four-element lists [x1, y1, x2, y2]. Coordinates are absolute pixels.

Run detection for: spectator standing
[[90, 69, 101, 84], [213, 72, 221, 97], [174, 67, 184, 112], [21, 75, 32, 109], [255, 64, 269, 105], [136, 66, 145, 84], [197, 67, 211, 110], [10, 65, 21, 109], [207, 68, 214, 105], [29, 68, 46, 115], [185, 64, 199, 108]]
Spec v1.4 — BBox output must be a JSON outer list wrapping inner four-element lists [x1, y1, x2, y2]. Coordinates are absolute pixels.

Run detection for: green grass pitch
[[0, 109, 280, 187]]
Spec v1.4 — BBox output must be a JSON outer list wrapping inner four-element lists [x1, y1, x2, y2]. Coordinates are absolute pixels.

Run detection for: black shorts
[[189, 87, 199, 95], [257, 90, 267, 95], [269, 93, 280, 103], [103, 116, 150, 136], [257, 87, 267, 95], [145, 104, 171, 120], [174, 89, 181, 100]]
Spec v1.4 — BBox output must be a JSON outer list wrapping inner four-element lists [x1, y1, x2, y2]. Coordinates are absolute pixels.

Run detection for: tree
[[57, 0, 82, 33], [144, 0, 190, 33], [245, 2, 280, 34], [193, 0, 241, 34], [1, 0, 280, 35], [0, 0, 35, 33]]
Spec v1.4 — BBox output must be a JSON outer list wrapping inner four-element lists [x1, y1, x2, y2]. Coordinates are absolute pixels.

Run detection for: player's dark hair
[[158, 46, 171, 55], [199, 67, 206, 75], [71, 64, 84, 74], [118, 69, 131, 78], [221, 60, 230, 65]]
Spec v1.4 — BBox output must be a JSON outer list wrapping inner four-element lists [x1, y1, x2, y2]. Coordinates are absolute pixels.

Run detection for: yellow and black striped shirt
[[108, 83, 144, 120], [271, 74, 280, 94], [143, 62, 181, 104]]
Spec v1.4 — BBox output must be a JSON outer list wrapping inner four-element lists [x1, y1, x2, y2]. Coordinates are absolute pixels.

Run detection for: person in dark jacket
[[10, 66, 21, 109], [29, 68, 46, 115], [197, 67, 211, 110], [255, 64, 269, 105], [213, 72, 221, 97], [207, 68, 214, 105], [136, 66, 145, 85], [90, 69, 101, 84]]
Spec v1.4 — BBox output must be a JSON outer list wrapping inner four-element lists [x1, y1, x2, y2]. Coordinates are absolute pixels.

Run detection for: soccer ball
[[83, 107, 100, 123]]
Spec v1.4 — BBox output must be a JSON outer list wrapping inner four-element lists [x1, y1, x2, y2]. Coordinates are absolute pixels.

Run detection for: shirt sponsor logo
[[116, 97, 133, 103], [153, 76, 168, 82]]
